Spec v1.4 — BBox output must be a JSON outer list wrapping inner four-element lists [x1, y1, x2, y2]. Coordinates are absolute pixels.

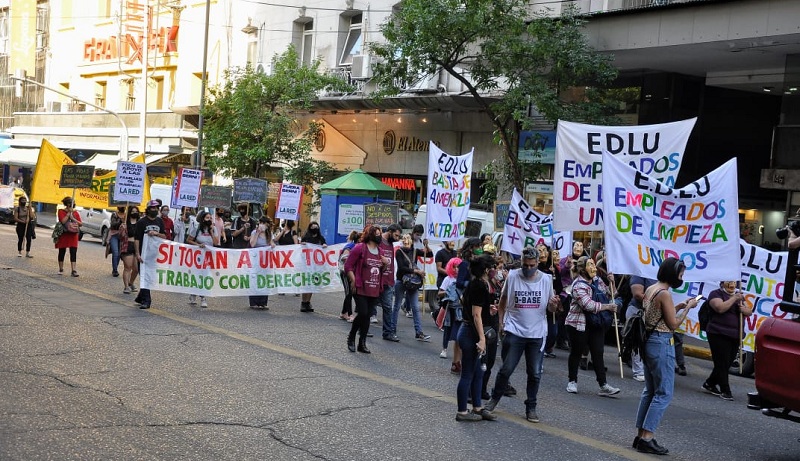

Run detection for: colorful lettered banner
[[553, 118, 696, 230], [602, 152, 739, 282], [671, 240, 791, 352], [425, 142, 473, 241], [139, 236, 345, 296], [501, 188, 554, 255]]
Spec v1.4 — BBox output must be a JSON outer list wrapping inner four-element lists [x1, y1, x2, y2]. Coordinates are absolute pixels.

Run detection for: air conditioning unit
[[255, 62, 271, 75], [351, 54, 373, 80]]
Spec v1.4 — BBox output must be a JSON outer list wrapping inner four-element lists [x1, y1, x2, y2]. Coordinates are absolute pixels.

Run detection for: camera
[[776, 220, 800, 240]]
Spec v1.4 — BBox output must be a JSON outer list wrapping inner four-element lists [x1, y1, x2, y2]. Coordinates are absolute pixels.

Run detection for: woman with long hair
[[55, 196, 82, 277], [438, 257, 463, 369], [634, 257, 699, 455], [13, 196, 36, 258], [393, 233, 433, 341], [344, 225, 386, 354], [120, 206, 140, 294], [186, 210, 219, 308], [300, 221, 327, 312], [248, 215, 275, 309], [339, 230, 361, 321]]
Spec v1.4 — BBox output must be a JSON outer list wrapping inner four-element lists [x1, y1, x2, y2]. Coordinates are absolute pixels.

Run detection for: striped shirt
[[565, 275, 610, 332]]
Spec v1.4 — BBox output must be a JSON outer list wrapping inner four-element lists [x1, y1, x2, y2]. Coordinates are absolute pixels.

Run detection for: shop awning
[[0, 147, 39, 167], [77, 153, 170, 170]]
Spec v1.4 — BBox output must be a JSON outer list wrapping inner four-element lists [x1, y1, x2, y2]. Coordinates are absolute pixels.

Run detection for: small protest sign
[[59, 165, 95, 189], [364, 203, 398, 229], [113, 161, 146, 203], [199, 185, 233, 208], [173, 168, 203, 208], [275, 183, 303, 221], [233, 178, 269, 204]]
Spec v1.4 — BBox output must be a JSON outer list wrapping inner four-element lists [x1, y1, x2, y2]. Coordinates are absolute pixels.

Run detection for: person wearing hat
[[14, 196, 36, 258], [133, 200, 166, 309]]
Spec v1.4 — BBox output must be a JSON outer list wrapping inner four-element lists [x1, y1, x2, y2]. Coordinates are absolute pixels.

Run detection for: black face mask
[[146, 209, 158, 218], [310, 228, 319, 234], [386, 234, 396, 243], [130, 213, 140, 219], [370, 234, 382, 244]]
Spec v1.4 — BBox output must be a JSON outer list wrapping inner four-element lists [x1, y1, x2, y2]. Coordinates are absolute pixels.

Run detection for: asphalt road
[[1, 222, 798, 461]]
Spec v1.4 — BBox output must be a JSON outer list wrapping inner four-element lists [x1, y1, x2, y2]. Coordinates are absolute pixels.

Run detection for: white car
[[75, 207, 113, 244]]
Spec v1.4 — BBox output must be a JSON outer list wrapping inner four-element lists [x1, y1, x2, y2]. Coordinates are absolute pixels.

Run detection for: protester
[[452, 237, 484, 375], [120, 206, 140, 294], [173, 207, 197, 243], [14, 196, 36, 258], [438, 257, 463, 363], [480, 243, 504, 399], [276, 220, 300, 245], [537, 244, 563, 358], [231, 203, 256, 249], [186, 210, 220, 308], [393, 233, 433, 342], [213, 207, 228, 247], [380, 224, 403, 341], [455, 254, 499, 422], [633, 257, 699, 455], [703, 281, 753, 401], [299, 221, 327, 312], [55, 196, 82, 277], [435, 240, 458, 290], [565, 256, 620, 397], [629, 276, 657, 382], [248, 215, 275, 309], [484, 247, 560, 423], [344, 225, 388, 354], [108, 206, 126, 276], [339, 230, 360, 321], [160, 205, 174, 241], [133, 201, 166, 309]]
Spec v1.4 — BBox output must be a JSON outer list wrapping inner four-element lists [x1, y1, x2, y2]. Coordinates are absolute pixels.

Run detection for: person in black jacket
[[392, 233, 433, 341], [299, 221, 326, 312]]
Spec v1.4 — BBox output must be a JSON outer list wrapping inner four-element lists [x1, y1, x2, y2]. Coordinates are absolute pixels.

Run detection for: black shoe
[[544, 352, 557, 358], [357, 339, 371, 354], [504, 385, 517, 397], [702, 381, 721, 396], [632, 436, 640, 448], [112, 271, 119, 277], [347, 336, 356, 353], [366, 332, 374, 338], [482, 391, 491, 400], [719, 391, 734, 401], [382, 334, 400, 342], [676, 366, 687, 376], [637, 438, 668, 455], [139, 303, 150, 309]]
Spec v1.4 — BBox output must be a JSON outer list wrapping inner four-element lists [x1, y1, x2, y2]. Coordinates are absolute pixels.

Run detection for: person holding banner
[[120, 206, 140, 294], [248, 216, 276, 309], [14, 197, 36, 258], [565, 256, 620, 397], [160, 206, 174, 241], [231, 204, 256, 249], [173, 207, 197, 244], [55, 197, 82, 277], [634, 257, 699, 455], [300, 222, 327, 312], [186, 211, 220, 308], [703, 282, 752, 401], [344, 225, 387, 354], [133, 201, 166, 309], [338, 230, 361, 321]]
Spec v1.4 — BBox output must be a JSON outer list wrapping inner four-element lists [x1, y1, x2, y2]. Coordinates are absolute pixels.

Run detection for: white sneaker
[[370, 315, 378, 324], [189, 295, 197, 305], [200, 297, 208, 308], [633, 374, 645, 382], [439, 349, 448, 359], [566, 381, 578, 394], [598, 383, 620, 396], [405, 311, 413, 318], [123, 286, 131, 294]]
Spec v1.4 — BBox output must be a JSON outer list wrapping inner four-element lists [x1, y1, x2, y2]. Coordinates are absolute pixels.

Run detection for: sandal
[[71, 271, 79, 277]]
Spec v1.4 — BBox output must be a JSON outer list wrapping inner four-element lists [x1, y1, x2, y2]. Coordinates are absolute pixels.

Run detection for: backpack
[[620, 288, 665, 359], [698, 300, 711, 332]]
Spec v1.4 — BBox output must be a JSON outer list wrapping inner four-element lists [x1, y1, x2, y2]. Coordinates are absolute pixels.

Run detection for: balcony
[[572, 0, 722, 15]]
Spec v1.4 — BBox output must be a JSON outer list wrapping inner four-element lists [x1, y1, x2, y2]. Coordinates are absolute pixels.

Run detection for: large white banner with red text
[[139, 236, 344, 296]]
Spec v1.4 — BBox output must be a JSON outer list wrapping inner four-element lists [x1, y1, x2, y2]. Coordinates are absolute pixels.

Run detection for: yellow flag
[[31, 139, 151, 208]]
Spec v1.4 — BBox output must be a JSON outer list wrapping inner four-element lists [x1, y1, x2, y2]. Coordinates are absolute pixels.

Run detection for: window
[[36, 4, 49, 50], [124, 79, 136, 111], [149, 77, 164, 110], [339, 13, 362, 66], [0, 10, 8, 55], [95, 81, 107, 108], [301, 21, 313, 66]]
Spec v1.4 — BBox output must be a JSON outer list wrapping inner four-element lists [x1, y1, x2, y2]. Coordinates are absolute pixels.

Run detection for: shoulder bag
[[63, 212, 79, 233], [399, 249, 423, 291]]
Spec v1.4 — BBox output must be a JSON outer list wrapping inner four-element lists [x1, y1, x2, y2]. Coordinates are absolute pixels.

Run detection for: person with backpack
[[392, 233, 433, 342], [633, 257, 699, 455], [629, 276, 657, 382], [702, 281, 752, 401]]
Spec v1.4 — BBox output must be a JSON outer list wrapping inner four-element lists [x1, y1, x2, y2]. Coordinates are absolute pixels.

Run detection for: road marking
[[7, 266, 654, 461]]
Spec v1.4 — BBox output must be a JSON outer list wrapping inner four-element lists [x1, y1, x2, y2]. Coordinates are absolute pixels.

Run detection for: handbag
[[483, 326, 498, 345], [435, 303, 448, 330], [63, 212, 79, 233], [399, 249, 423, 291], [51, 221, 65, 243]]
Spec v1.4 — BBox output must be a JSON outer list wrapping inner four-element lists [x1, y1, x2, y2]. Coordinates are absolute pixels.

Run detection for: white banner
[[140, 236, 345, 296], [174, 168, 203, 208], [670, 240, 792, 352], [0, 186, 15, 208], [551, 230, 572, 256], [501, 188, 554, 255], [425, 142, 473, 241], [554, 118, 696, 230], [275, 183, 303, 221], [113, 161, 146, 203], [602, 152, 739, 282]]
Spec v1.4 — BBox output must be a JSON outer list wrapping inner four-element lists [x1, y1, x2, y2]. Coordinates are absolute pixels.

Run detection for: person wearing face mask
[[393, 233, 433, 342], [345, 225, 388, 354], [160, 206, 174, 241], [537, 244, 563, 358], [484, 247, 561, 423], [633, 257, 699, 455], [214, 208, 229, 248], [565, 256, 620, 397], [435, 240, 459, 356], [248, 216, 275, 309], [133, 201, 166, 309], [173, 207, 197, 243], [14, 197, 36, 258], [299, 221, 327, 312], [186, 210, 219, 308], [703, 281, 752, 401], [380, 224, 403, 340], [231, 203, 256, 249], [55, 197, 82, 276], [119, 206, 140, 294], [108, 207, 126, 276]]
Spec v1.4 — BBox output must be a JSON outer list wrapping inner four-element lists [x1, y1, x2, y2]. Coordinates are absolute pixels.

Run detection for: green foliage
[[370, 1, 620, 200], [201, 46, 351, 212]]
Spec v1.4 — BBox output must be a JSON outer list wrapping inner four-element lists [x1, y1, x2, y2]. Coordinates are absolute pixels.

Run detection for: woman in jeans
[[438, 257, 463, 364], [455, 254, 499, 422], [108, 207, 125, 276], [344, 225, 386, 354], [634, 257, 699, 455], [338, 230, 360, 321], [703, 281, 751, 401], [186, 211, 219, 308], [565, 256, 620, 396], [393, 233, 433, 341]]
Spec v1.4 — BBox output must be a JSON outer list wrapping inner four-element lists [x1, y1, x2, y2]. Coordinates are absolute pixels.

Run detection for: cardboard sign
[[199, 185, 232, 208], [113, 161, 146, 203], [494, 202, 510, 231], [59, 165, 95, 189], [275, 183, 303, 221], [233, 178, 268, 204], [338, 204, 364, 234], [364, 203, 398, 229], [173, 168, 203, 208]]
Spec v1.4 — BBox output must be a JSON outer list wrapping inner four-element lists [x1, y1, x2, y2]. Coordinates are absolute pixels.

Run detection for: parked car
[[75, 206, 113, 244], [0, 186, 28, 224]]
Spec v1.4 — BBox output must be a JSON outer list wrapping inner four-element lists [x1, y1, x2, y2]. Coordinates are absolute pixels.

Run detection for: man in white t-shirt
[[484, 247, 560, 423]]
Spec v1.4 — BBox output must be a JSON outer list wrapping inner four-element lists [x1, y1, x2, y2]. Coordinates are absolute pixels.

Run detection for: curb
[[683, 344, 712, 360]]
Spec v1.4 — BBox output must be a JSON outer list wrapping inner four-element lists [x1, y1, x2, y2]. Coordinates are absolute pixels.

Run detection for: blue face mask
[[521, 266, 537, 278]]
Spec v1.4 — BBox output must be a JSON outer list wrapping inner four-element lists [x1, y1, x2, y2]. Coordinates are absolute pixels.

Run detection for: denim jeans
[[380, 284, 396, 338], [456, 323, 484, 412], [492, 332, 544, 412], [636, 331, 675, 433], [109, 234, 121, 273], [392, 280, 423, 335]]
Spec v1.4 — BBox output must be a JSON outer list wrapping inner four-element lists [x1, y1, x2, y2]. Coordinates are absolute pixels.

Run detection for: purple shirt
[[344, 243, 383, 298], [707, 288, 742, 338]]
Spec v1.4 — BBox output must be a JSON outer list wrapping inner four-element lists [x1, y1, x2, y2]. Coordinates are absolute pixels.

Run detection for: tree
[[370, 1, 620, 198], [201, 46, 352, 210]]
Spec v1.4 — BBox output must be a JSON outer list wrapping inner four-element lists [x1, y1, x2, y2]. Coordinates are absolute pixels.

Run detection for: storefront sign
[[380, 177, 416, 191], [382, 130, 441, 155]]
